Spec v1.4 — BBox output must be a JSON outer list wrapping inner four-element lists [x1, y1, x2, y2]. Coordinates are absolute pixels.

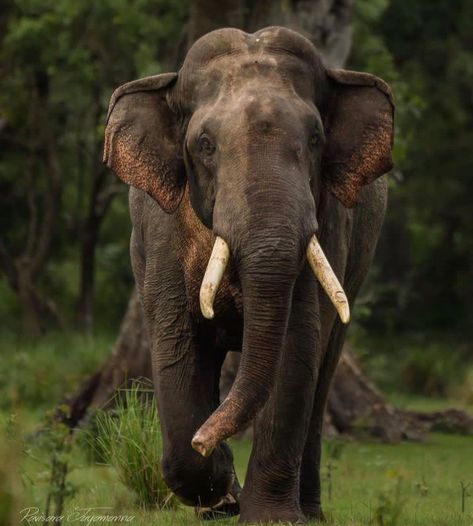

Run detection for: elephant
[[103, 26, 394, 523]]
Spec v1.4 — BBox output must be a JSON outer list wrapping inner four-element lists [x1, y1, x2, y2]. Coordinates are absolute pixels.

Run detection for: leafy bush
[[374, 471, 407, 526], [92, 385, 175, 510], [453, 367, 473, 406], [355, 335, 469, 398], [0, 331, 112, 411], [40, 416, 77, 517], [399, 343, 466, 397]]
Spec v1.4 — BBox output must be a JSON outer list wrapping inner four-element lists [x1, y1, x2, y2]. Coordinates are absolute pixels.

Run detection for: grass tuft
[[91, 384, 176, 510]]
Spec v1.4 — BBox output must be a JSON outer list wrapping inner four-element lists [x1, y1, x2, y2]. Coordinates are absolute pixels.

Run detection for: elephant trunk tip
[[191, 433, 214, 458], [191, 398, 244, 458]]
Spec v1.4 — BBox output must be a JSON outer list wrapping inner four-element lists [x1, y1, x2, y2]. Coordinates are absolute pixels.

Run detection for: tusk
[[306, 235, 350, 324], [200, 236, 230, 319]]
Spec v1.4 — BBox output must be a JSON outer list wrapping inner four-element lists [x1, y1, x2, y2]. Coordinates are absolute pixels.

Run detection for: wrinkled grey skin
[[104, 27, 393, 524]]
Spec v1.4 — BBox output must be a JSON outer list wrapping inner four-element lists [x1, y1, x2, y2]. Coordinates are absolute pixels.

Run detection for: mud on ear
[[322, 69, 395, 208], [103, 72, 185, 213]]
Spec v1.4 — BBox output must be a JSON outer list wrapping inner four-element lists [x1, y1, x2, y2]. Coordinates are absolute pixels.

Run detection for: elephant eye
[[198, 135, 216, 157], [309, 134, 319, 147]]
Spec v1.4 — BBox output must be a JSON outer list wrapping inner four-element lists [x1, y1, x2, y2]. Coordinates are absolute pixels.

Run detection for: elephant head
[[104, 27, 394, 458]]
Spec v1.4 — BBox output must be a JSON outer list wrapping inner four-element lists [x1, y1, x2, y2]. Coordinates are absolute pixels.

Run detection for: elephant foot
[[301, 504, 325, 522], [195, 493, 240, 520], [239, 503, 306, 524], [196, 474, 241, 520]]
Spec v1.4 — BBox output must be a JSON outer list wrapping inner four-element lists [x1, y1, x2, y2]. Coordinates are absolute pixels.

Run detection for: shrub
[[92, 384, 175, 510], [374, 472, 407, 526], [41, 411, 77, 522], [355, 335, 470, 398], [454, 367, 473, 407], [0, 331, 112, 411], [400, 343, 465, 396]]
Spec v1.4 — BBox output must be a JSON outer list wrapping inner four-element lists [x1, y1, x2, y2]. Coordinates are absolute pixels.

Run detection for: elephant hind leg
[[300, 180, 386, 517]]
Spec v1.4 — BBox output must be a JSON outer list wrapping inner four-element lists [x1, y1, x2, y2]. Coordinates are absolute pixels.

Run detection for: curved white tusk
[[306, 235, 350, 324], [200, 236, 230, 320]]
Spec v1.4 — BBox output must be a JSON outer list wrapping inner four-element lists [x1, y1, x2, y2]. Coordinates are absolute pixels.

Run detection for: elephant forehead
[[177, 26, 327, 110], [184, 26, 321, 68]]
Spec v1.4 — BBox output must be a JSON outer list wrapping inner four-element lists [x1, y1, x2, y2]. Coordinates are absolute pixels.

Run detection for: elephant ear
[[322, 69, 395, 208], [103, 72, 185, 213]]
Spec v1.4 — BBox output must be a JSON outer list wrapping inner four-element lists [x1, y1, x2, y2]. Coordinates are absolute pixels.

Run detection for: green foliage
[[351, 0, 425, 168], [351, 0, 473, 338], [0, 0, 189, 332], [3, 391, 473, 526], [0, 331, 113, 410], [0, 419, 22, 526], [454, 368, 473, 407], [354, 335, 470, 399], [324, 438, 348, 502], [399, 343, 464, 397], [374, 472, 407, 526], [41, 411, 77, 521], [460, 481, 471, 514], [91, 384, 175, 510]]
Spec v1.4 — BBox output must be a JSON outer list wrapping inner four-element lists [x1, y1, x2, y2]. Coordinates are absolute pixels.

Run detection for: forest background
[[1, 0, 472, 422], [1, 1, 473, 524]]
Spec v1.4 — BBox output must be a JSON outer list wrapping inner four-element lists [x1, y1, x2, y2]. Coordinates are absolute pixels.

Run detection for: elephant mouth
[[199, 234, 350, 324]]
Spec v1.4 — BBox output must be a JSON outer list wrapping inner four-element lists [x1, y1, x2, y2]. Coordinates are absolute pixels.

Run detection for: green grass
[[385, 392, 473, 414], [2, 331, 472, 525], [11, 428, 473, 526], [92, 385, 175, 509], [320, 433, 473, 525]]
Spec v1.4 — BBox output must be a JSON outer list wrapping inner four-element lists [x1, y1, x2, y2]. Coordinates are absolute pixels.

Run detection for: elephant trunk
[[193, 155, 349, 457], [193, 234, 350, 457], [192, 248, 296, 457]]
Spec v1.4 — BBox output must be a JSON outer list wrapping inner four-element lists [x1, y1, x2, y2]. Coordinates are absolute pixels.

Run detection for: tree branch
[[0, 236, 19, 291]]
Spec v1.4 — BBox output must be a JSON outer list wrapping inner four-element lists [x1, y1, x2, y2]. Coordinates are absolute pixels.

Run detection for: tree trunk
[[64, 289, 151, 426], [76, 90, 122, 333], [63, 0, 473, 439], [0, 68, 64, 336], [326, 346, 424, 441], [76, 167, 119, 332], [77, 224, 96, 333]]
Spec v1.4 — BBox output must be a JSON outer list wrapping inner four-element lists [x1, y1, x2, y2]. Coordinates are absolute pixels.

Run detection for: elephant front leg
[[299, 318, 348, 520], [239, 269, 320, 524], [146, 286, 237, 509]]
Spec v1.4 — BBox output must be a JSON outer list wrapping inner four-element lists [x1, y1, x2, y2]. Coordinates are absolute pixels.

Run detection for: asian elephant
[[104, 26, 394, 524]]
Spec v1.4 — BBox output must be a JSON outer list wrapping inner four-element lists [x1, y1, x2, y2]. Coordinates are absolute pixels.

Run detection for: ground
[[10, 429, 473, 526], [2, 333, 472, 525]]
